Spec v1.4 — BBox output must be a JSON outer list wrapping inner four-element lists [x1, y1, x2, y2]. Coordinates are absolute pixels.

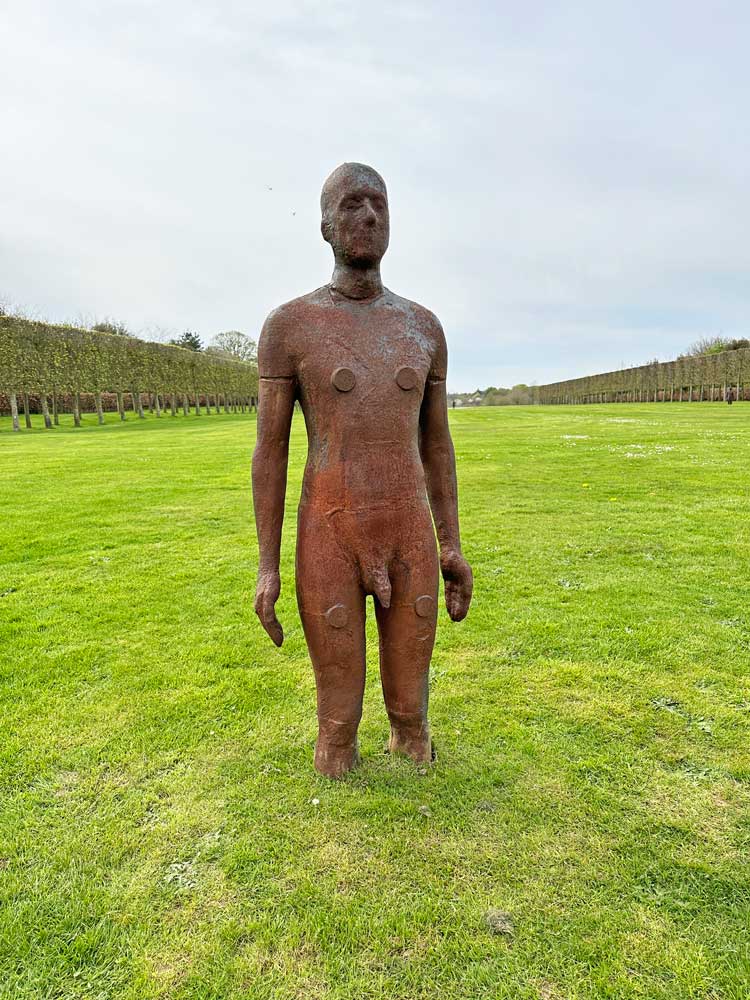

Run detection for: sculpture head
[[320, 163, 389, 267]]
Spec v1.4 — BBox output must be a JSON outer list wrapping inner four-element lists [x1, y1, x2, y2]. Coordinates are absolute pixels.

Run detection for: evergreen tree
[[170, 330, 202, 351]]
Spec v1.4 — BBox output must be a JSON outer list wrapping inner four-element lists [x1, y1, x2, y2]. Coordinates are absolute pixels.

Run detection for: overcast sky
[[2, 1, 748, 391]]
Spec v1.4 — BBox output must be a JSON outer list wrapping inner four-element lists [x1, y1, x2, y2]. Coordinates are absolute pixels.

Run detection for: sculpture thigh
[[295, 500, 439, 744], [296, 506, 366, 746], [374, 507, 439, 738]]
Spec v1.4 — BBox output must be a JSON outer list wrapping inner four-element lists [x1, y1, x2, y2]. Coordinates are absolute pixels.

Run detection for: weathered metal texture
[[252, 163, 473, 778]]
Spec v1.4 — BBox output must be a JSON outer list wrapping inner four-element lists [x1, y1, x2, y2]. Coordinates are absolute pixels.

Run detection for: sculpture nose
[[363, 201, 377, 226]]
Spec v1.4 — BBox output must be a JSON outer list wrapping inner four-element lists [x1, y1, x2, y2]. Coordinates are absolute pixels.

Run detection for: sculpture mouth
[[339, 230, 389, 263]]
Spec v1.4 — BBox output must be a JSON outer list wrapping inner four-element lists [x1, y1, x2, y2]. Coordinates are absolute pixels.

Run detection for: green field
[[1, 404, 749, 1000]]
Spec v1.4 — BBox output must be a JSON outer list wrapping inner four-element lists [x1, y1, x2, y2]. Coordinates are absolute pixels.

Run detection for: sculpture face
[[321, 164, 390, 266]]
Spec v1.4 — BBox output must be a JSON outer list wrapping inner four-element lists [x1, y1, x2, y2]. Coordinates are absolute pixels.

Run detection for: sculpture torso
[[260, 284, 446, 511]]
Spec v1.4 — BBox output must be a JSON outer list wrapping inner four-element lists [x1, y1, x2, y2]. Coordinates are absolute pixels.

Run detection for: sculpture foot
[[314, 740, 359, 779], [314, 718, 360, 778], [387, 722, 433, 764]]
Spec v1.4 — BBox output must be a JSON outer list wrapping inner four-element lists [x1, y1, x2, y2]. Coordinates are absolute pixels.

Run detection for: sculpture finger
[[451, 595, 470, 622], [446, 579, 470, 622], [456, 586, 472, 621], [263, 613, 284, 647], [259, 594, 284, 646], [445, 580, 459, 620]]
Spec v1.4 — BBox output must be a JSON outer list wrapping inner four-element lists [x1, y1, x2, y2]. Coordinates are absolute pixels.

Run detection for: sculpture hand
[[440, 549, 473, 622], [255, 569, 284, 646]]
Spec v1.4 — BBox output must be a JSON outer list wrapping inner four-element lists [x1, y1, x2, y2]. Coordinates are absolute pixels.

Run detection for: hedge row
[[534, 347, 750, 404], [0, 317, 258, 430]]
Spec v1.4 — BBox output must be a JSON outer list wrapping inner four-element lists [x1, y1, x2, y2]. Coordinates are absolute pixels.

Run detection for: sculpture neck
[[329, 261, 383, 301]]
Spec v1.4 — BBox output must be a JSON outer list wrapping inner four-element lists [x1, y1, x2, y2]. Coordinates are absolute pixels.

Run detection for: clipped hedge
[[534, 348, 750, 405], [0, 317, 258, 430]]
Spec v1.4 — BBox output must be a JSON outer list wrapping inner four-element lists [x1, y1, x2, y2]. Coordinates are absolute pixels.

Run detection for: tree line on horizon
[[680, 335, 749, 358], [457, 336, 749, 406], [0, 313, 258, 432], [0, 297, 258, 363], [533, 340, 749, 405], [82, 319, 258, 364], [448, 384, 533, 407]]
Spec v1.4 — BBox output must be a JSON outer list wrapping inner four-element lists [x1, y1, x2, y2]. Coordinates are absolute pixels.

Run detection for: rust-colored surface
[[252, 163, 473, 778]]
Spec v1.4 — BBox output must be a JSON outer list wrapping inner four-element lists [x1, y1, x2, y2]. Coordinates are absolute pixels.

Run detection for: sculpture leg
[[296, 511, 366, 778], [374, 525, 439, 763]]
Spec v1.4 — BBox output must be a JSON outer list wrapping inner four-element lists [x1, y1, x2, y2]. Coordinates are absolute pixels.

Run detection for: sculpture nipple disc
[[331, 367, 356, 392], [395, 366, 418, 390], [415, 595, 434, 618], [325, 604, 349, 628]]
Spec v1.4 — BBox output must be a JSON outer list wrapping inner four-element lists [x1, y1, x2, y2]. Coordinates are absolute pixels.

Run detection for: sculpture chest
[[293, 300, 434, 420]]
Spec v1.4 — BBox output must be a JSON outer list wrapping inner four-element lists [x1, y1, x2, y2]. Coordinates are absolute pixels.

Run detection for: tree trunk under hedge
[[117, 391, 126, 420], [10, 392, 20, 432], [23, 392, 32, 429], [73, 392, 81, 427], [95, 391, 104, 425], [41, 395, 52, 428], [52, 390, 59, 425]]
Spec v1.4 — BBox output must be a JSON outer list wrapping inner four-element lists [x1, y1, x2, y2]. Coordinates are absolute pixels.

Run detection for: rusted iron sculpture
[[252, 163, 473, 778]]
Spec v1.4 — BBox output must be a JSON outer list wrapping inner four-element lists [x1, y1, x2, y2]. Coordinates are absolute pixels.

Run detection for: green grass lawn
[[1, 404, 749, 1000]]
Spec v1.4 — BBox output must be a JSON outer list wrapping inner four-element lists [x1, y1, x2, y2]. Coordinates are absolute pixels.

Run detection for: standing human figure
[[252, 163, 473, 778]]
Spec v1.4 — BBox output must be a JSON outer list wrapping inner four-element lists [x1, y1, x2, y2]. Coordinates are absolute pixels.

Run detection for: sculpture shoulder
[[258, 287, 329, 377], [385, 290, 447, 375], [385, 290, 445, 346], [261, 287, 329, 338]]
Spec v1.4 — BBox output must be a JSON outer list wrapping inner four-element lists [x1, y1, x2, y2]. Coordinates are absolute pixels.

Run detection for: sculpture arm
[[419, 326, 473, 622], [251, 312, 296, 646]]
